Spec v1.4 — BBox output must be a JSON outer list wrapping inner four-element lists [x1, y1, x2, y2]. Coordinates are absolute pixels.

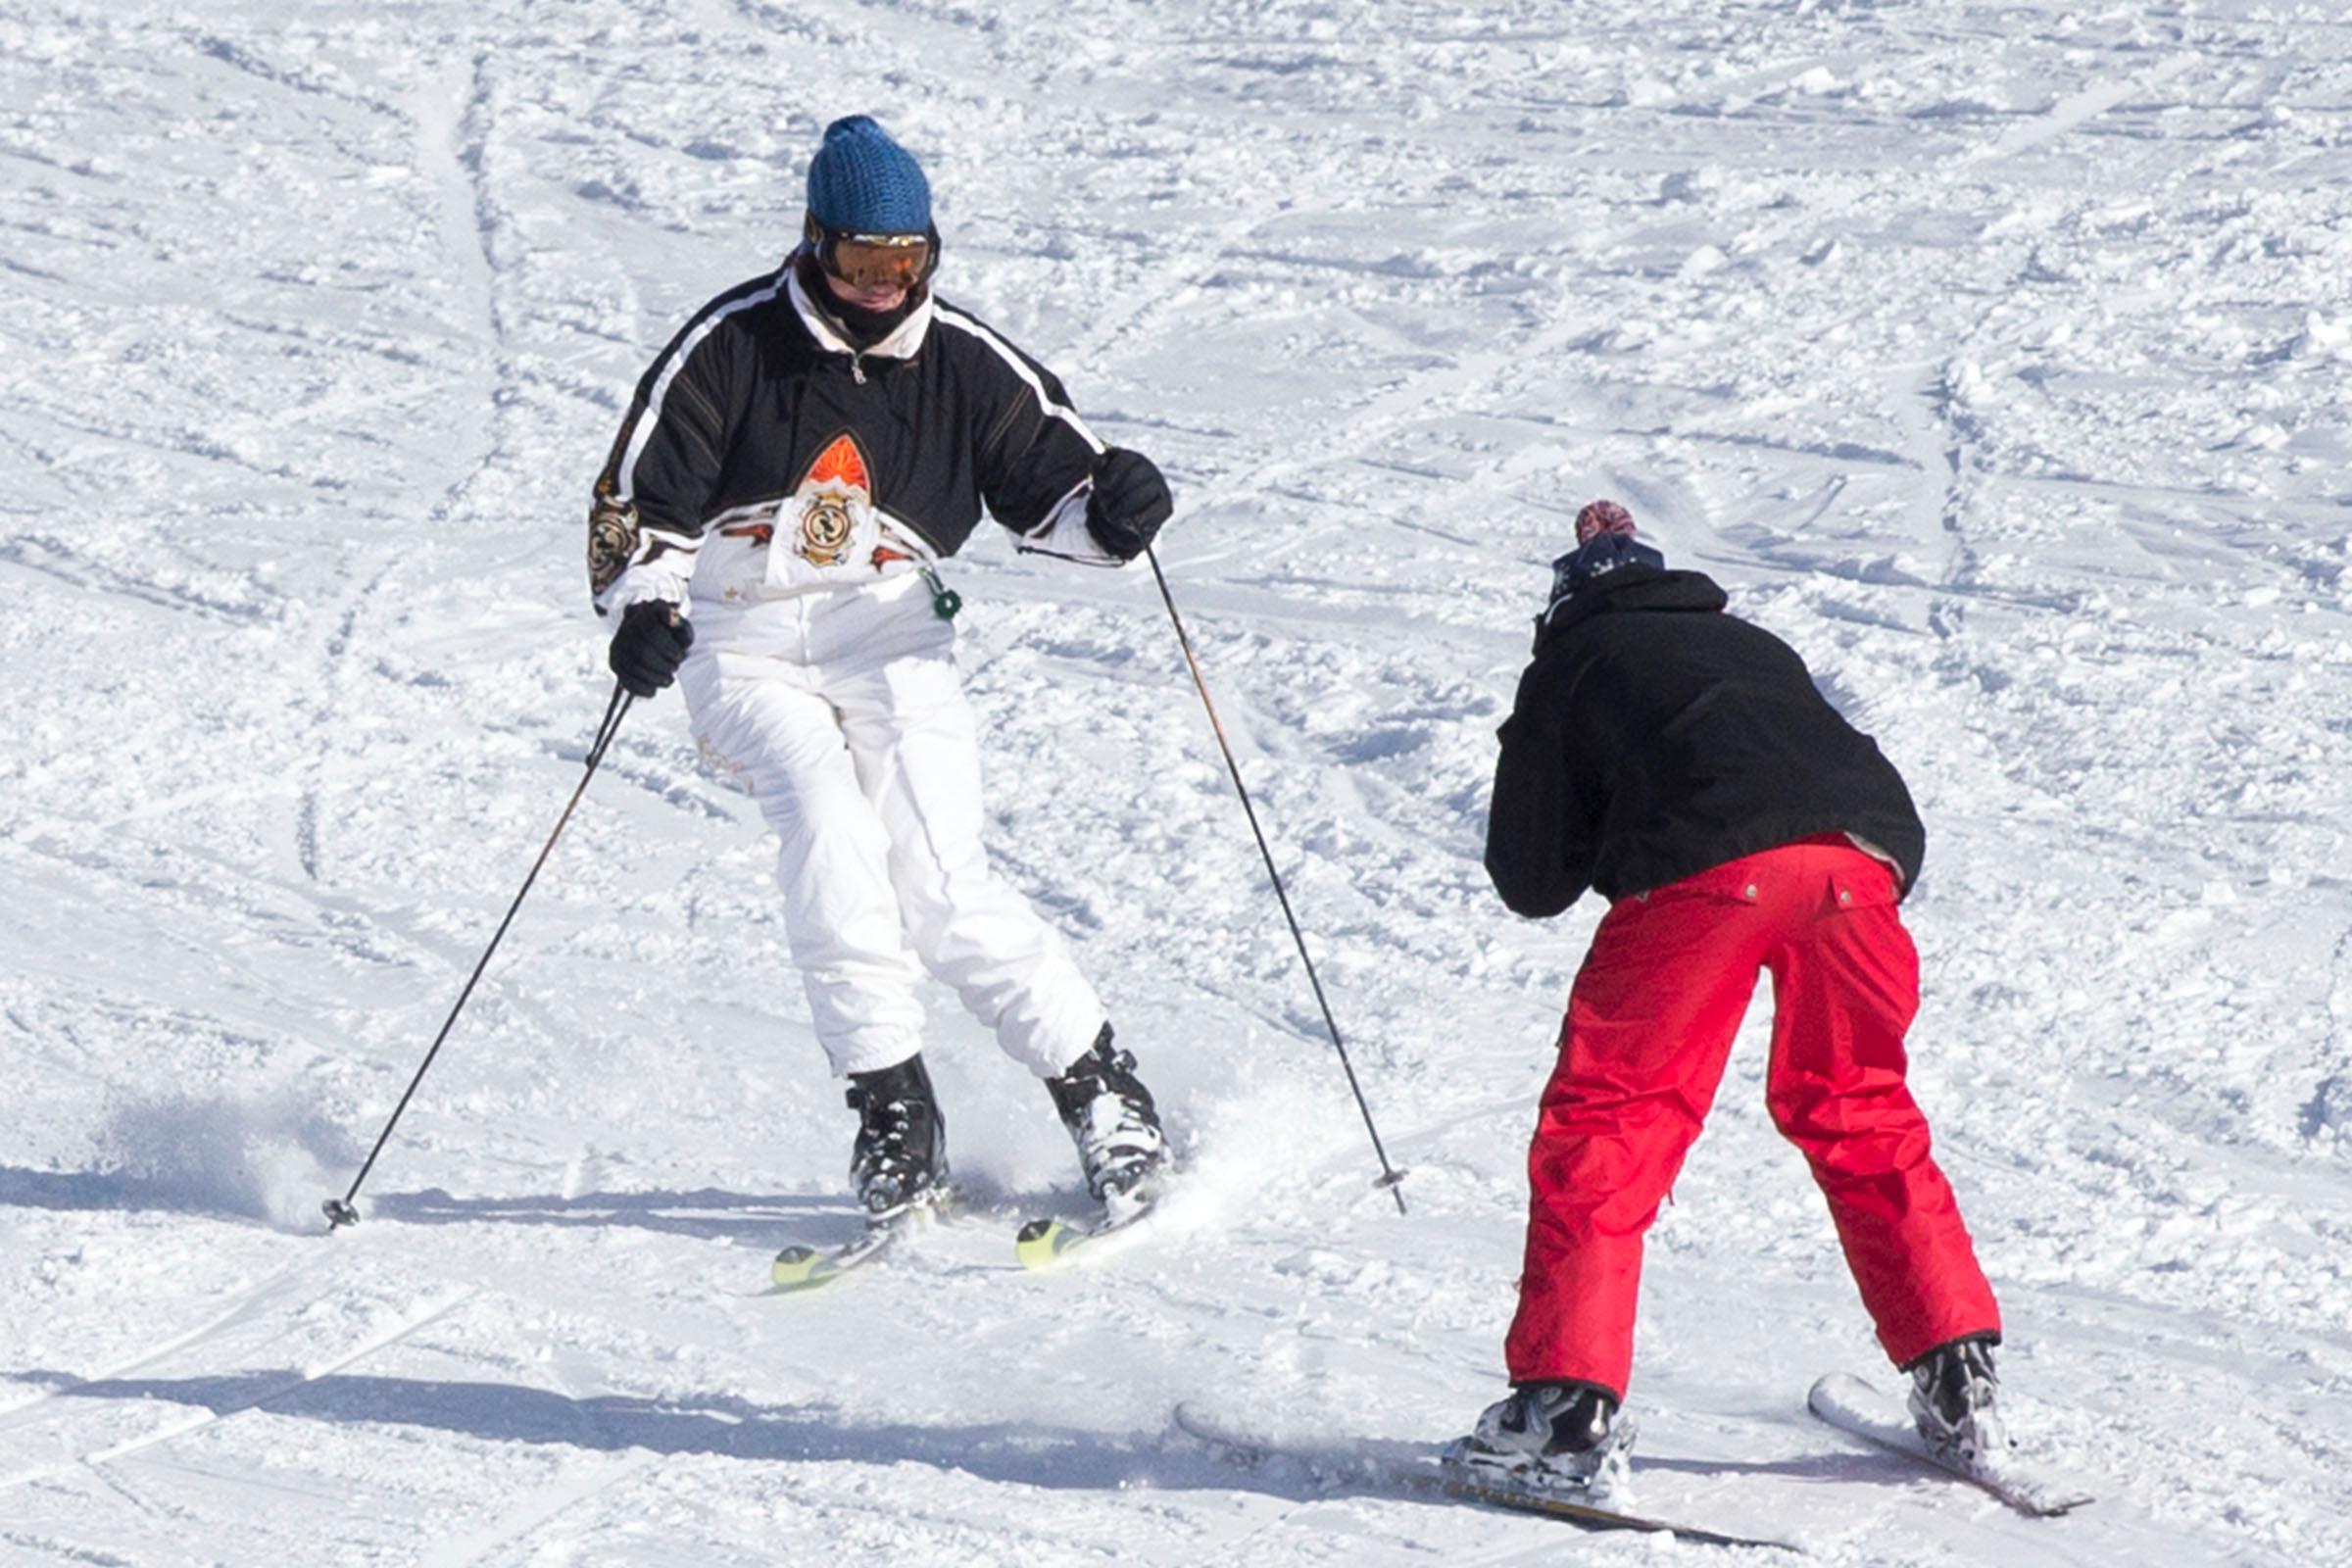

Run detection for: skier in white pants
[[586, 115, 1172, 1222]]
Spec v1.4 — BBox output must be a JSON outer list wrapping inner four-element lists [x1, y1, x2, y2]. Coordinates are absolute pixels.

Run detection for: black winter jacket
[[1485, 566, 1926, 916]]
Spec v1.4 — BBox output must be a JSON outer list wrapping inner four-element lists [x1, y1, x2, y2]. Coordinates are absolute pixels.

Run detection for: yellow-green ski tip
[[771, 1244, 833, 1290], [1015, 1217, 1086, 1270]]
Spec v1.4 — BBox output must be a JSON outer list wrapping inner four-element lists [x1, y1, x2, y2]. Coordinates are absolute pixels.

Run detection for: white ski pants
[[680, 572, 1104, 1079]]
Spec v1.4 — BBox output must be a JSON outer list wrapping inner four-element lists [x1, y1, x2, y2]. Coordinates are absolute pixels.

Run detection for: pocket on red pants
[[1826, 858, 1900, 914], [1616, 859, 1769, 911]]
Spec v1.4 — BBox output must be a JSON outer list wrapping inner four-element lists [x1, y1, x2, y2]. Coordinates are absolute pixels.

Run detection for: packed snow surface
[[5, 1, 2351, 1563]]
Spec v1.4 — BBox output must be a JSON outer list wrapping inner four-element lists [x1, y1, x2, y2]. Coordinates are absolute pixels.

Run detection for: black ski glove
[[1084, 447, 1173, 563], [609, 600, 694, 698]]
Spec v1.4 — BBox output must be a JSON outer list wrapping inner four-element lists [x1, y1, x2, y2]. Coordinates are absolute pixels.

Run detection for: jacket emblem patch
[[587, 489, 640, 595], [794, 433, 872, 567]]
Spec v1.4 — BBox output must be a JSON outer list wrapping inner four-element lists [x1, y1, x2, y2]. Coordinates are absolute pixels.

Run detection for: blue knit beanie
[[807, 116, 931, 234]]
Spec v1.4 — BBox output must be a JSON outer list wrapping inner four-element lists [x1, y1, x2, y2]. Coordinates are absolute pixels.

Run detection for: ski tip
[[2034, 1494, 2098, 1518], [770, 1245, 832, 1291], [1805, 1371, 1873, 1418], [1169, 1402, 1273, 1467], [1014, 1217, 1079, 1270]]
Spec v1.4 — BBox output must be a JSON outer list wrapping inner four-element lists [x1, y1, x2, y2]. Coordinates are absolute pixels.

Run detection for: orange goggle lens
[[820, 231, 933, 290]]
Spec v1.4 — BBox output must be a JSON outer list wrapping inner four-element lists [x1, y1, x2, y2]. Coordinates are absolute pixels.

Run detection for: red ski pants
[[1504, 839, 2000, 1399]]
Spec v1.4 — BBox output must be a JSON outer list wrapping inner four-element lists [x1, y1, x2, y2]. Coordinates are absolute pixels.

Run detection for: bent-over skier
[[1454, 501, 2006, 1498], [585, 115, 1173, 1227]]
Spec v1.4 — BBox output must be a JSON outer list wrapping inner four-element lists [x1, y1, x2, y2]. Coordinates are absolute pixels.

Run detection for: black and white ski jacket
[[588, 255, 1115, 617]]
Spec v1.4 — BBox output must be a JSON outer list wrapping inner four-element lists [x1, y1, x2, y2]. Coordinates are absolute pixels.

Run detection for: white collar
[[786, 260, 934, 361]]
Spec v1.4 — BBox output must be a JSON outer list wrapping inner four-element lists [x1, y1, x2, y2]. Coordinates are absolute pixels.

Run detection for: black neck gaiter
[[795, 252, 921, 350]]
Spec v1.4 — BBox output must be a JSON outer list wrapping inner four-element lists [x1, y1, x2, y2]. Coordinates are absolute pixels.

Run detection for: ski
[[1013, 1186, 1162, 1271], [1012, 1205, 1152, 1271], [1171, 1402, 1802, 1553], [765, 1197, 952, 1294], [766, 1227, 902, 1294], [1806, 1372, 2093, 1517]]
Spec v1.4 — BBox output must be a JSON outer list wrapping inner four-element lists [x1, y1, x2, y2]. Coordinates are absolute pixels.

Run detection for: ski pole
[[323, 684, 634, 1230], [1143, 546, 1408, 1214]]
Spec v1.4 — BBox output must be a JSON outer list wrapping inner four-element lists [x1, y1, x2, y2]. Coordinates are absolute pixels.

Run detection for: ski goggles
[[808, 220, 938, 291]]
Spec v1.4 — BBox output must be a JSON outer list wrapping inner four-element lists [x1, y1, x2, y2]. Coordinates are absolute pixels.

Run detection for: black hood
[[1535, 564, 1729, 652]]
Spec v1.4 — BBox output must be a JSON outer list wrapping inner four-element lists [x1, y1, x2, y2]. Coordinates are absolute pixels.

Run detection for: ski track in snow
[[5, 0, 2352, 1564]]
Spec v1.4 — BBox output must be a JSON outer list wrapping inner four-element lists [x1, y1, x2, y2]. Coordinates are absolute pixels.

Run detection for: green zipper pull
[[921, 564, 961, 621]]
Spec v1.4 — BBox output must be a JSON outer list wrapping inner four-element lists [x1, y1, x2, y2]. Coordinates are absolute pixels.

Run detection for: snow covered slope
[[4, 1, 2350, 1562]]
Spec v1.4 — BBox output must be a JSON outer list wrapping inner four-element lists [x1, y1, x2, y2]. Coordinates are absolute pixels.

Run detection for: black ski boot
[[1045, 1026, 1166, 1211], [1905, 1333, 2007, 1463], [1448, 1380, 1636, 1500], [846, 1054, 948, 1220]]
